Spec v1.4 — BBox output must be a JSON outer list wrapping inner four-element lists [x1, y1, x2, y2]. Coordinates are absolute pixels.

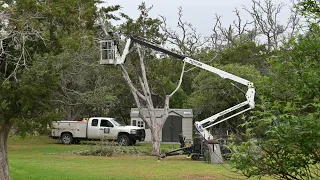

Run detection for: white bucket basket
[[99, 39, 117, 65]]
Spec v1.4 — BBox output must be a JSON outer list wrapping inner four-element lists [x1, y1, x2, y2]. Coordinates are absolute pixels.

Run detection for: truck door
[[99, 119, 117, 140], [87, 118, 100, 139]]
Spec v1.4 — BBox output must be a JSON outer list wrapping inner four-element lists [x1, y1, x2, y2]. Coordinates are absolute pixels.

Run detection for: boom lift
[[100, 32, 255, 160]]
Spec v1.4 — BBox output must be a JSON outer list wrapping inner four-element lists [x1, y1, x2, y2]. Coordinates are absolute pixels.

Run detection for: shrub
[[73, 144, 152, 157]]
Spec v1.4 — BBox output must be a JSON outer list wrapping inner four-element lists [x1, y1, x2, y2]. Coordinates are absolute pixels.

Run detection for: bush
[[73, 144, 152, 157], [230, 114, 320, 180]]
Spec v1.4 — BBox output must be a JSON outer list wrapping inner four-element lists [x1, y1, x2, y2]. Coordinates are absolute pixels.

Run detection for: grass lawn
[[8, 136, 262, 180]]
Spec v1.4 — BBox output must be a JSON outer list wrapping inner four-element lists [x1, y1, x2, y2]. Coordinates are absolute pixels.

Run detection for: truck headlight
[[130, 129, 137, 134]]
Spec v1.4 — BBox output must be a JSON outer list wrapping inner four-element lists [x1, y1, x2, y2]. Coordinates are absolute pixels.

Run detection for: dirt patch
[[8, 145, 31, 150], [181, 174, 217, 180], [8, 144, 46, 150]]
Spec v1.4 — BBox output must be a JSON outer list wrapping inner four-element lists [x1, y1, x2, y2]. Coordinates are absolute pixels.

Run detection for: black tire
[[73, 139, 81, 144], [130, 139, 137, 146], [61, 133, 73, 145], [191, 154, 200, 161], [118, 134, 130, 146]]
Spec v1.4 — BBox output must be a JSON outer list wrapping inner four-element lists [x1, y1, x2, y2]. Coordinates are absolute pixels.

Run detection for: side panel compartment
[[52, 121, 87, 138]]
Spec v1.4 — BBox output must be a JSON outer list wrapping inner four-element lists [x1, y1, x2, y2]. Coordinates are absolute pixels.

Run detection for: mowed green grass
[[8, 136, 251, 180]]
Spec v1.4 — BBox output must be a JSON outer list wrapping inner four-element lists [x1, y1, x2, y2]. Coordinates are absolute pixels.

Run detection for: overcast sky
[[101, 0, 294, 38]]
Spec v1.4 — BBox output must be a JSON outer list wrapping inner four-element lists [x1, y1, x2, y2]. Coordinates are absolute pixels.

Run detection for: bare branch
[[120, 64, 147, 101], [51, 100, 82, 106], [243, 0, 292, 50], [160, 7, 204, 55], [137, 45, 154, 108], [1, 12, 49, 84], [288, 0, 301, 38], [206, 14, 224, 50], [233, 8, 254, 42]]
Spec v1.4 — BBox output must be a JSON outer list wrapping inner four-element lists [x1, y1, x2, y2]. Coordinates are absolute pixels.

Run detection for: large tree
[[41, 0, 121, 121], [229, 18, 320, 180], [119, 3, 173, 155], [99, 3, 189, 155], [0, 0, 116, 179], [0, 1, 59, 179], [244, 0, 300, 50]]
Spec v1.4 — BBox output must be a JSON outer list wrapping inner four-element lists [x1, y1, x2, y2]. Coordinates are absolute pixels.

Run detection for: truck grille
[[137, 129, 145, 138]]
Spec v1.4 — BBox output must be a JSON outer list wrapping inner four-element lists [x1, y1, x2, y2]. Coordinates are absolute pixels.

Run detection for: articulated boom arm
[[108, 35, 255, 142], [183, 57, 255, 141]]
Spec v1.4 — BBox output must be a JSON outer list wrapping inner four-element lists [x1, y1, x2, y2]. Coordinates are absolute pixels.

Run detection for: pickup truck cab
[[50, 117, 145, 146]]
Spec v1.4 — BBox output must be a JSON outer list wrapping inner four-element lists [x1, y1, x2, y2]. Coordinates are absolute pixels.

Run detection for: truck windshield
[[110, 119, 123, 126]]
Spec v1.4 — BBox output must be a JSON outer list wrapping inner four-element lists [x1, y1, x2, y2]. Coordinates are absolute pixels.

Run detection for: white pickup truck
[[49, 117, 145, 146]]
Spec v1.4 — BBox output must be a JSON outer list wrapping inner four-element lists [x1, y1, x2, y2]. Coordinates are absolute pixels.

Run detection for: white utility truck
[[50, 117, 145, 146]]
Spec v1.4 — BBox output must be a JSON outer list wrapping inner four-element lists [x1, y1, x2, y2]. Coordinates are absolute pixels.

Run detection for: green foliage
[[230, 24, 320, 179], [0, 56, 60, 135], [0, 0, 121, 130], [50, 41, 120, 120], [217, 42, 269, 73], [99, 4, 121, 21], [107, 85, 136, 124], [149, 58, 188, 108], [297, 0, 320, 19], [230, 113, 320, 179], [119, 2, 163, 43], [41, 0, 98, 53], [260, 24, 320, 104]]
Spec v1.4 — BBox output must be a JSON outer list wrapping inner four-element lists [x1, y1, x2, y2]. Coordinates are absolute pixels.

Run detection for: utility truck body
[[50, 117, 145, 146]]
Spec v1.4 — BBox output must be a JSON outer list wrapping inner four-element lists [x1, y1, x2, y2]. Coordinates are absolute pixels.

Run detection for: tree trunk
[[0, 123, 12, 180], [150, 126, 162, 155]]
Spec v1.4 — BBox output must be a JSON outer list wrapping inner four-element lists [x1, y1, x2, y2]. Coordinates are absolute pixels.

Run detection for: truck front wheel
[[130, 139, 137, 146], [61, 133, 73, 145], [118, 135, 130, 146]]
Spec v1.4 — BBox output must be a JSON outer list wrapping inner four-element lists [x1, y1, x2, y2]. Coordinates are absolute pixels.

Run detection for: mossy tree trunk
[[0, 123, 12, 180]]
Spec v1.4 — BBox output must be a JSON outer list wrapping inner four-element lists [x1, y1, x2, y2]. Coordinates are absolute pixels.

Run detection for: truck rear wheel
[[118, 134, 130, 146], [61, 133, 73, 145]]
